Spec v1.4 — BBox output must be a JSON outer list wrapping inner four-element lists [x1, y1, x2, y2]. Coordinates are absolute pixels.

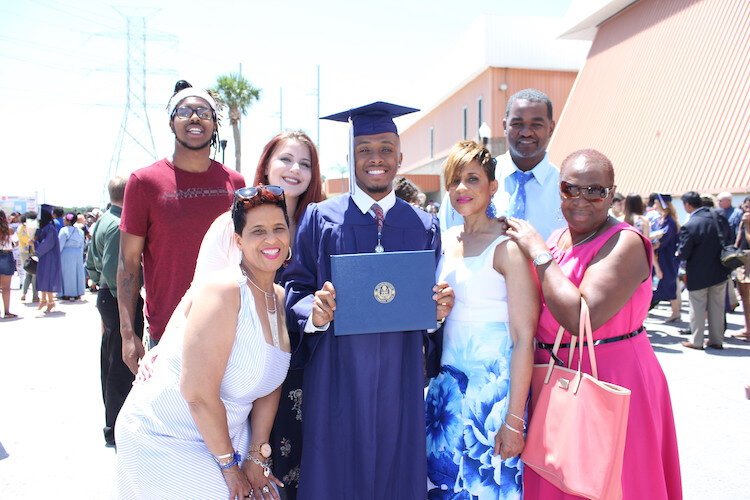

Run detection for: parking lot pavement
[[1, 283, 748, 498]]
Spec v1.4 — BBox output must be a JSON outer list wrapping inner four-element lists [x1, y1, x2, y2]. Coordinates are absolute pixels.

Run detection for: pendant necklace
[[569, 216, 611, 248], [240, 264, 279, 348]]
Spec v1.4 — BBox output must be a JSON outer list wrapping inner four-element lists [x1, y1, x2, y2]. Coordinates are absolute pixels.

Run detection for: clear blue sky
[[0, 0, 572, 206]]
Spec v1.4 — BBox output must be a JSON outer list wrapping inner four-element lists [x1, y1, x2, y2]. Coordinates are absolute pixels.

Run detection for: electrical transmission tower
[[102, 15, 164, 202]]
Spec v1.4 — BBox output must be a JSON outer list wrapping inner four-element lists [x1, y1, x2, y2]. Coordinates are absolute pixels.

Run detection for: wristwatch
[[532, 251, 554, 267], [249, 442, 272, 459]]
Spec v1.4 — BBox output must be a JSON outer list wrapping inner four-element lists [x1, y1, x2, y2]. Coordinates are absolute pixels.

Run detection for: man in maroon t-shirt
[[117, 82, 245, 374]]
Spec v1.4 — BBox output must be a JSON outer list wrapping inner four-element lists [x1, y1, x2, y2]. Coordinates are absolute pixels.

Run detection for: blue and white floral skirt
[[425, 320, 522, 499]]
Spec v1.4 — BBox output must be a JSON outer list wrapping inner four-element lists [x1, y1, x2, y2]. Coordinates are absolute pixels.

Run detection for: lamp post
[[478, 122, 492, 151], [220, 139, 228, 165]]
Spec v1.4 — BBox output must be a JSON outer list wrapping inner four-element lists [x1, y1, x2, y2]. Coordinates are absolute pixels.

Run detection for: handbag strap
[[543, 297, 599, 385]]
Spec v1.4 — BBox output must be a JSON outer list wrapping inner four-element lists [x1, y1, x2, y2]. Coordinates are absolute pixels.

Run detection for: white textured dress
[[115, 275, 291, 499]]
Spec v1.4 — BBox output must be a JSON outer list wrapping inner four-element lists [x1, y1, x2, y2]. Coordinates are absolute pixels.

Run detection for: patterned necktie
[[510, 170, 533, 219], [372, 203, 385, 252]]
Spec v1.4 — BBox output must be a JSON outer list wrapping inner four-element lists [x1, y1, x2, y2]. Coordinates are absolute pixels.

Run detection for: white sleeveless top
[[123, 273, 291, 442], [436, 228, 510, 323]]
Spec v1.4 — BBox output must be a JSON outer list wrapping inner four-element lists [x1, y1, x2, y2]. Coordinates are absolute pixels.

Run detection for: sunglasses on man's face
[[234, 185, 285, 209], [560, 181, 615, 201], [173, 106, 214, 121]]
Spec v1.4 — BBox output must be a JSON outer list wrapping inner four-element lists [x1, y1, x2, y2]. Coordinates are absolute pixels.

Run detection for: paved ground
[[1, 278, 748, 499]]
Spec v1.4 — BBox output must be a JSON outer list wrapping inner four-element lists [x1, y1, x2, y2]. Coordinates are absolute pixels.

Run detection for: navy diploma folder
[[330, 250, 437, 336]]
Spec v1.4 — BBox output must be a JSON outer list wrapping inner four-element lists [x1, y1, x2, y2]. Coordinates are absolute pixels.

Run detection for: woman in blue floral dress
[[426, 141, 538, 499]]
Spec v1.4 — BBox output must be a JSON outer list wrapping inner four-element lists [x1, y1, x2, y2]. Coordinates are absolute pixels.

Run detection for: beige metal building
[[549, 0, 750, 197]]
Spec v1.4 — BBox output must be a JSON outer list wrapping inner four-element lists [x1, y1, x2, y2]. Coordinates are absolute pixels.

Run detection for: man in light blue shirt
[[439, 88, 564, 241]]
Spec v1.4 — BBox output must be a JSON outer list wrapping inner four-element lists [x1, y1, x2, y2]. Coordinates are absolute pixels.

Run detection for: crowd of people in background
[[0, 205, 104, 318], [4, 82, 750, 500]]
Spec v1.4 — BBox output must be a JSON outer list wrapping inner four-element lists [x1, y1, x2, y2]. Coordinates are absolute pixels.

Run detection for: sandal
[[3, 313, 17, 319], [37, 300, 48, 310], [45, 301, 56, 313], [664, 316, 681, 323], [731, 332, 750, 342]]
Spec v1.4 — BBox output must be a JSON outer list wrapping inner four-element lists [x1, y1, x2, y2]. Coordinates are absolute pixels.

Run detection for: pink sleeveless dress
[[523, 223, 682, 500]]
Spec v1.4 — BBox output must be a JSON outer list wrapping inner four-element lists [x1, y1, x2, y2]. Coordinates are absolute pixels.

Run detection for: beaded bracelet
[[214, 451, 242, 470]]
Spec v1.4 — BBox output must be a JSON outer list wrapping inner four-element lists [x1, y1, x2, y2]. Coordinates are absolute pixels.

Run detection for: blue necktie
[[510, 171, 533, 219]]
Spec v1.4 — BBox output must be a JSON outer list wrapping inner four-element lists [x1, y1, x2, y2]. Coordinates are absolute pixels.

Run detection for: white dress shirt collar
[[351, 188, 397, 216], [498, 152, 556, 186]]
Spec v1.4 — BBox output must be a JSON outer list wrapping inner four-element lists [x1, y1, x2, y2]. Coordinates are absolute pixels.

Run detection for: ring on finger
[[261, 485, 270, 493]]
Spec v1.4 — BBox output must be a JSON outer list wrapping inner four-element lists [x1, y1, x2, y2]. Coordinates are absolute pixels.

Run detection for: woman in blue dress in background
[[58, 212, 86, 300], [426, 141, 538, 499], [650, 194, 681, 321]]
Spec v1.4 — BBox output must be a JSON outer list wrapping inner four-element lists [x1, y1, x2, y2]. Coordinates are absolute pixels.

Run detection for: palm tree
[[213, 73, 261, 173]]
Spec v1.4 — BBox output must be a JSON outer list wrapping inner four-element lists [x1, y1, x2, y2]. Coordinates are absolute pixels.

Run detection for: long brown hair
[[0, 210, 10, 244], [252, 131, 324, 223]]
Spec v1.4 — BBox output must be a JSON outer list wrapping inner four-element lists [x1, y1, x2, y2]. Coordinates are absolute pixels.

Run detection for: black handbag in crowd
[[710, 210, 745, 270], [23, 255, 38, 275]]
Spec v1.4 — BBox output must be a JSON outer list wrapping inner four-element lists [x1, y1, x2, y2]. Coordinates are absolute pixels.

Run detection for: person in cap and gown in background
[[284, 102, 455, 499], [59, 212, 86, 300], [650, 194, 682, 321], [35, 204, 63, 313]]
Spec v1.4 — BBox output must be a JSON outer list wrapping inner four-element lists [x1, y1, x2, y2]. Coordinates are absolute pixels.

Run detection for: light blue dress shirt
[[438, 151, 565, 241]]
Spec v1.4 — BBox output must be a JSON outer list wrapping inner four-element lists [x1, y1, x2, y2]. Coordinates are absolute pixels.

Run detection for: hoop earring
[[285, 247, 293, 262], [485, 200, 497, 218]]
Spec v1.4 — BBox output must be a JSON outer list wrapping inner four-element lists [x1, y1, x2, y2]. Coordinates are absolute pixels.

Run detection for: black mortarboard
[[320, 101, 419, 195]]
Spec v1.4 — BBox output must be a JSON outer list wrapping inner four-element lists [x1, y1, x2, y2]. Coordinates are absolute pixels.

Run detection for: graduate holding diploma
[[284, 101, 454, 499]]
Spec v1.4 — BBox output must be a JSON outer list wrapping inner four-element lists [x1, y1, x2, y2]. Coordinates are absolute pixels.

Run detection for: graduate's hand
[[433, 281, 454, 322], [312, 281, 336, 327]]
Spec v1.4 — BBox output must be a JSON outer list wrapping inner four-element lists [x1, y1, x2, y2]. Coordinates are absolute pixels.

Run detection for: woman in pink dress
[[507, 149, 682, 499]]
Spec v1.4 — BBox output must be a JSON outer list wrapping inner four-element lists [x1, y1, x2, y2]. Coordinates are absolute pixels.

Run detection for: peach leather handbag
[[521, 298, 631, 500]]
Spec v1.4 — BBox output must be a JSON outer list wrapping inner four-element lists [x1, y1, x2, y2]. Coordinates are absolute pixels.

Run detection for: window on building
[[462, 107, 468, 140], [477, 97, 483, 134], [429, 127, 435, 159]]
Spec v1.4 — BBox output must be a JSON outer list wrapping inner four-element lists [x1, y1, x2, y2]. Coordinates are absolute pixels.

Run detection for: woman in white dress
[[426, 141, 538, 499], [116, 186, 292, 499]]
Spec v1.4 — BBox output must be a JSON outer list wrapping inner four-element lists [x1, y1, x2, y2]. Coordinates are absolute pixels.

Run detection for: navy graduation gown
[[285, 195, 440, 499]]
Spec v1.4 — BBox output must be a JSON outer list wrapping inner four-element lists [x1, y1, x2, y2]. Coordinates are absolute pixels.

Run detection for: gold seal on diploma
[[373, 282, 396, 304]]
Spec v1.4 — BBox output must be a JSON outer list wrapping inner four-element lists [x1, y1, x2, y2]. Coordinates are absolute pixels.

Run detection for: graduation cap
[[656, 193, 672, 208], [320, 101, 419, 195]]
